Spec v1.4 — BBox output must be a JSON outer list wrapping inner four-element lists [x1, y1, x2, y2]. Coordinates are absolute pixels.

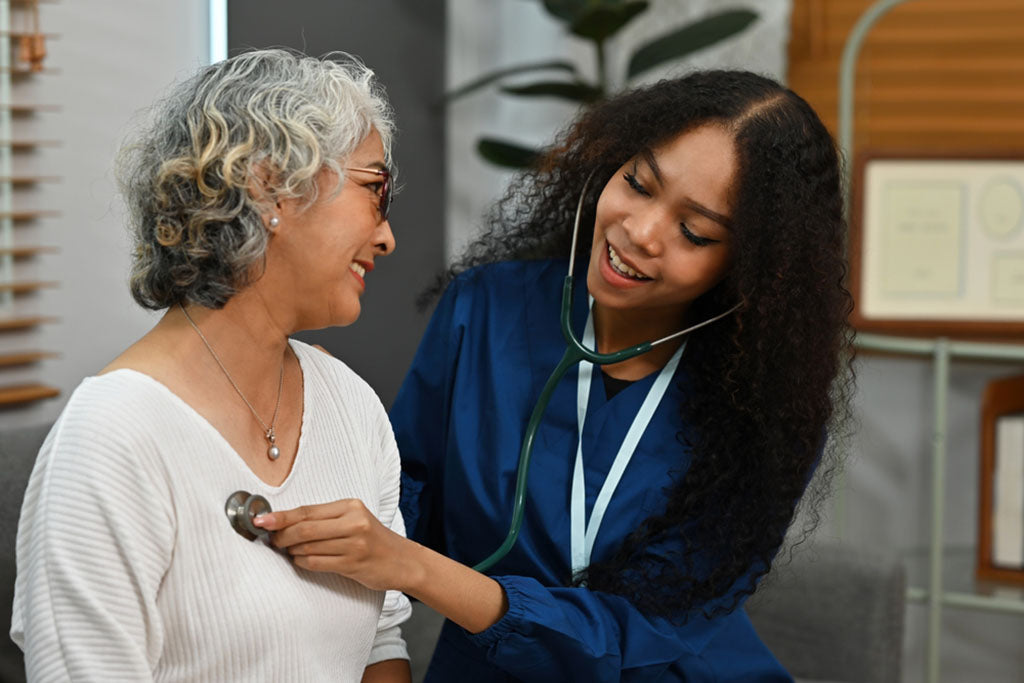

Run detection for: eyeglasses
[[345, 167, 393, 221]]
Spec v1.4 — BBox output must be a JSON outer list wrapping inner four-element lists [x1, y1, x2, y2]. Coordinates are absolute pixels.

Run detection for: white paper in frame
[[852, 153, 1024, 338]]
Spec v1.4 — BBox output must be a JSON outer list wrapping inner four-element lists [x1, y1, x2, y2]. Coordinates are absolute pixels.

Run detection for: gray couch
[[1, 423, 49, 683], [2, 423, 904, 683]]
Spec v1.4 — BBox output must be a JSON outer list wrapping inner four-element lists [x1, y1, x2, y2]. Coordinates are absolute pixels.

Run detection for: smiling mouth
[[607, 244, 652, 280], [350, 262, 366, 278]]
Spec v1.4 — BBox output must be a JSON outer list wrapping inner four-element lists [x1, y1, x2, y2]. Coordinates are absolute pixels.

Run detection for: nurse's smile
[[599, 241, 653, 290]]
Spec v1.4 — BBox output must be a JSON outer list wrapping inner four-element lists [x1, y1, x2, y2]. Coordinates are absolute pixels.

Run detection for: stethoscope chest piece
[[225, 490, 272, 542]]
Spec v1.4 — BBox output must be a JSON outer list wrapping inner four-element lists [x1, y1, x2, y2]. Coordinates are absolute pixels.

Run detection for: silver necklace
[[179, 303, 285, 461]]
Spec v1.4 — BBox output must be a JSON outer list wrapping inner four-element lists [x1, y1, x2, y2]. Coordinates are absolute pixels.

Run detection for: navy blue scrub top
[[391, 259, 791, 682]]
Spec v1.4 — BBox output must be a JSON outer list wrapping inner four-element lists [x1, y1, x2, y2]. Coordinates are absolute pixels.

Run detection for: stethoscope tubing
[[471, 174, 738, 572]]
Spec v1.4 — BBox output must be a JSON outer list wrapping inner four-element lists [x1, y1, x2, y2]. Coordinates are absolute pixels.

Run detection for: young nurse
[[256, 70, 852, 681]]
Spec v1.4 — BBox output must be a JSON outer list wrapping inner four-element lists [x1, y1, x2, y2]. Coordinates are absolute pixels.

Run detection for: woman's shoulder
[[289, 339, 384, 411], [37, 370, 179, 479], [61, 369, 180, 428]]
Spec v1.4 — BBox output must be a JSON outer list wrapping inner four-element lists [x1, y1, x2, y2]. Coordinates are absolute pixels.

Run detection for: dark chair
[[747, 543, 906, 683], [1, 422, 51, 683]]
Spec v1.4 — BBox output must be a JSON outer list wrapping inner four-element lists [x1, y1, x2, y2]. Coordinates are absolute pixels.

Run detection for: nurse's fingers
[[285, 539, 353, 557], [293, 554, 349, 574], [269, 516, 366, 549], [253, 498, 366, 531]]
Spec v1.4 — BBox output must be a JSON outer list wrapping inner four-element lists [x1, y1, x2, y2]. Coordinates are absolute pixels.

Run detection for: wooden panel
[[0, 280, 57, 293], [2, 67, 60, 76], [0, 351, 58, 368], [978, 376, 1024, 585], [0, 210, 60, 221], [3, 104, 61, 114], [0, 383, 59, 407], [0, 176, 60, 184], [788, 0, 1024, 156], [0, 245, 57, 258], [1, 140, 60, 150], [0, 32, 59, 39], [0, 316, 56, 331]]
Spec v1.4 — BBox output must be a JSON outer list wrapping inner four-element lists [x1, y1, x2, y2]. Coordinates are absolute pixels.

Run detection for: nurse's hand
[[255, 500, 509, 635], [252, 500, 419, 593]]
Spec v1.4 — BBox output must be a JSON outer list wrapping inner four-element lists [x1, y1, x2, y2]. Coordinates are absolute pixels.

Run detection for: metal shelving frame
[[839, 2, 1024, 681]]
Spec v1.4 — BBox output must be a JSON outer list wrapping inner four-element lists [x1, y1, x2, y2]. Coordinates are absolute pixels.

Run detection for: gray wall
[[228, 1, 446, 407]]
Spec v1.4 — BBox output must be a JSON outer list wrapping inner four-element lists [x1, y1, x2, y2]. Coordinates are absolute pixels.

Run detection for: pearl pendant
[[266, 429, 279, 460]]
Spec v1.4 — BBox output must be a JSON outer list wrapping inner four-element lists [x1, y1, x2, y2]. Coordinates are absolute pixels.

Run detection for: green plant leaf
[[626, 9, 758, 80], [538, 0, 590, 22], [445, 60, 579, 102], [477, 138, 544, 169], [499, 80, 603, 103], [569, 1, 649, 42]]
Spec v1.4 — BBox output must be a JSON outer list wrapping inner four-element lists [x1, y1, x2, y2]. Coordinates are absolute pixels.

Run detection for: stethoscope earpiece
[[225, 490, 272, 542]]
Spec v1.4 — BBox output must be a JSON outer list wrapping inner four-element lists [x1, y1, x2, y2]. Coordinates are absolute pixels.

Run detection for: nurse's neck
[[592, 301, 688, 381]]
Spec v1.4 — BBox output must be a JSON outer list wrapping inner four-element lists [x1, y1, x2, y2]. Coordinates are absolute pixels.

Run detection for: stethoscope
[[470, 174, 740, 572], [223, 176, 740, 568], [225, 490, 273, 543]]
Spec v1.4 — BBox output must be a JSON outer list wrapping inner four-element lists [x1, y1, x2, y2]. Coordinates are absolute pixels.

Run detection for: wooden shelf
[[0, 176, 60, 185], [3, 104, 61, 114], [0, 280, 57, 294], [0, 350, 57, 368], [0, 32, 59, 39], [1, 140, 61, 150], [0, 315, 56, 331], [2, 67, 60, 76], [0, 245, 57, 258], [0, 383, 59, 407], [0, 210, 59, 221]]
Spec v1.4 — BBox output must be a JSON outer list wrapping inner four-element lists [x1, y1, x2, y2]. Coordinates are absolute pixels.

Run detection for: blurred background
[[2, 1, 1024, 680]]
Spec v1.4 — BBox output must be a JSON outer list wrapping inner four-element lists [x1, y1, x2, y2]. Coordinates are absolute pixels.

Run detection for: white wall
[[0, 0, 209, 431]]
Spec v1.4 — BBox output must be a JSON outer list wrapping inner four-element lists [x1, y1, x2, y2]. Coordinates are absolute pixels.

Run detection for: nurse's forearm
[[402, 542, 509, 634]]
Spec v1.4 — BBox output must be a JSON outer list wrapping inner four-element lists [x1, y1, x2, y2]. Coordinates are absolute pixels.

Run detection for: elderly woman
[[11, 49, 411, 682]]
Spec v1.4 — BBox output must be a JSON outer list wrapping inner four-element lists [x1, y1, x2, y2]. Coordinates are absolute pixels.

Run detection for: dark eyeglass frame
[[345, 166, 393, 221]]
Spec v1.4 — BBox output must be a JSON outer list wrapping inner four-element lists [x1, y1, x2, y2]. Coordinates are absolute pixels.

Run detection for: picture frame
[[977, 374, 1024, 585], [850, 150, 1024, 339]]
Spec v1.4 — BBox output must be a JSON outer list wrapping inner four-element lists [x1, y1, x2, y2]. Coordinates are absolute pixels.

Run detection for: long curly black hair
[[433, 70, 853, 619]]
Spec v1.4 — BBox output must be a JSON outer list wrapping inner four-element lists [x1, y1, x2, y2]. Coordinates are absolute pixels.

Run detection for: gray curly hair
[[118, 48, 395, 310]]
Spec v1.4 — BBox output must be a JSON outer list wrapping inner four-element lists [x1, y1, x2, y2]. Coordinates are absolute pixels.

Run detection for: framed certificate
[[850, 151, 1024, 338], [978, 375, 1024, 585]]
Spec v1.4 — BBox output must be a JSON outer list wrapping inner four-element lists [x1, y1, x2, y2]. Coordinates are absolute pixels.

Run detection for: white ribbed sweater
[[11, 340, 411, 682]]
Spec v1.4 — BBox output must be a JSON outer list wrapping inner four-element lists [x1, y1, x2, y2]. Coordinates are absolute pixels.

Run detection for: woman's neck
[[177, 288, 293, 365], [592, 301, 688, 381], [106, 287, 295, 403]]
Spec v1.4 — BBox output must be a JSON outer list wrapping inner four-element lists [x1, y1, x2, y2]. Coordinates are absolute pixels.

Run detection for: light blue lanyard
[[570, 304, 685, 576]]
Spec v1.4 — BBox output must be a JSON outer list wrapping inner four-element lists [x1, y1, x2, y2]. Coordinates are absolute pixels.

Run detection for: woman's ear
[[248, 160, 282, 231]]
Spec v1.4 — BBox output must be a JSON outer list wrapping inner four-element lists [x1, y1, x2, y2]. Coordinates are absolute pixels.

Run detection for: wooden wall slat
[[788, 0, 1024, 156]]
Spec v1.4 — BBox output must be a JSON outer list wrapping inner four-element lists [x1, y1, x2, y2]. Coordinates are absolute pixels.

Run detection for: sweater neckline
[[88, 339, 310, 492]]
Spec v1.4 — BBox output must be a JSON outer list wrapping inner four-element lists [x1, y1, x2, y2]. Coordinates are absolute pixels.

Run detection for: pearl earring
[[269, 216, 280, 227]]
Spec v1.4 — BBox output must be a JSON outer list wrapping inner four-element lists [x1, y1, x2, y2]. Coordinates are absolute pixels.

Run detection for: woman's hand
[[252, 499, 420, 593]]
